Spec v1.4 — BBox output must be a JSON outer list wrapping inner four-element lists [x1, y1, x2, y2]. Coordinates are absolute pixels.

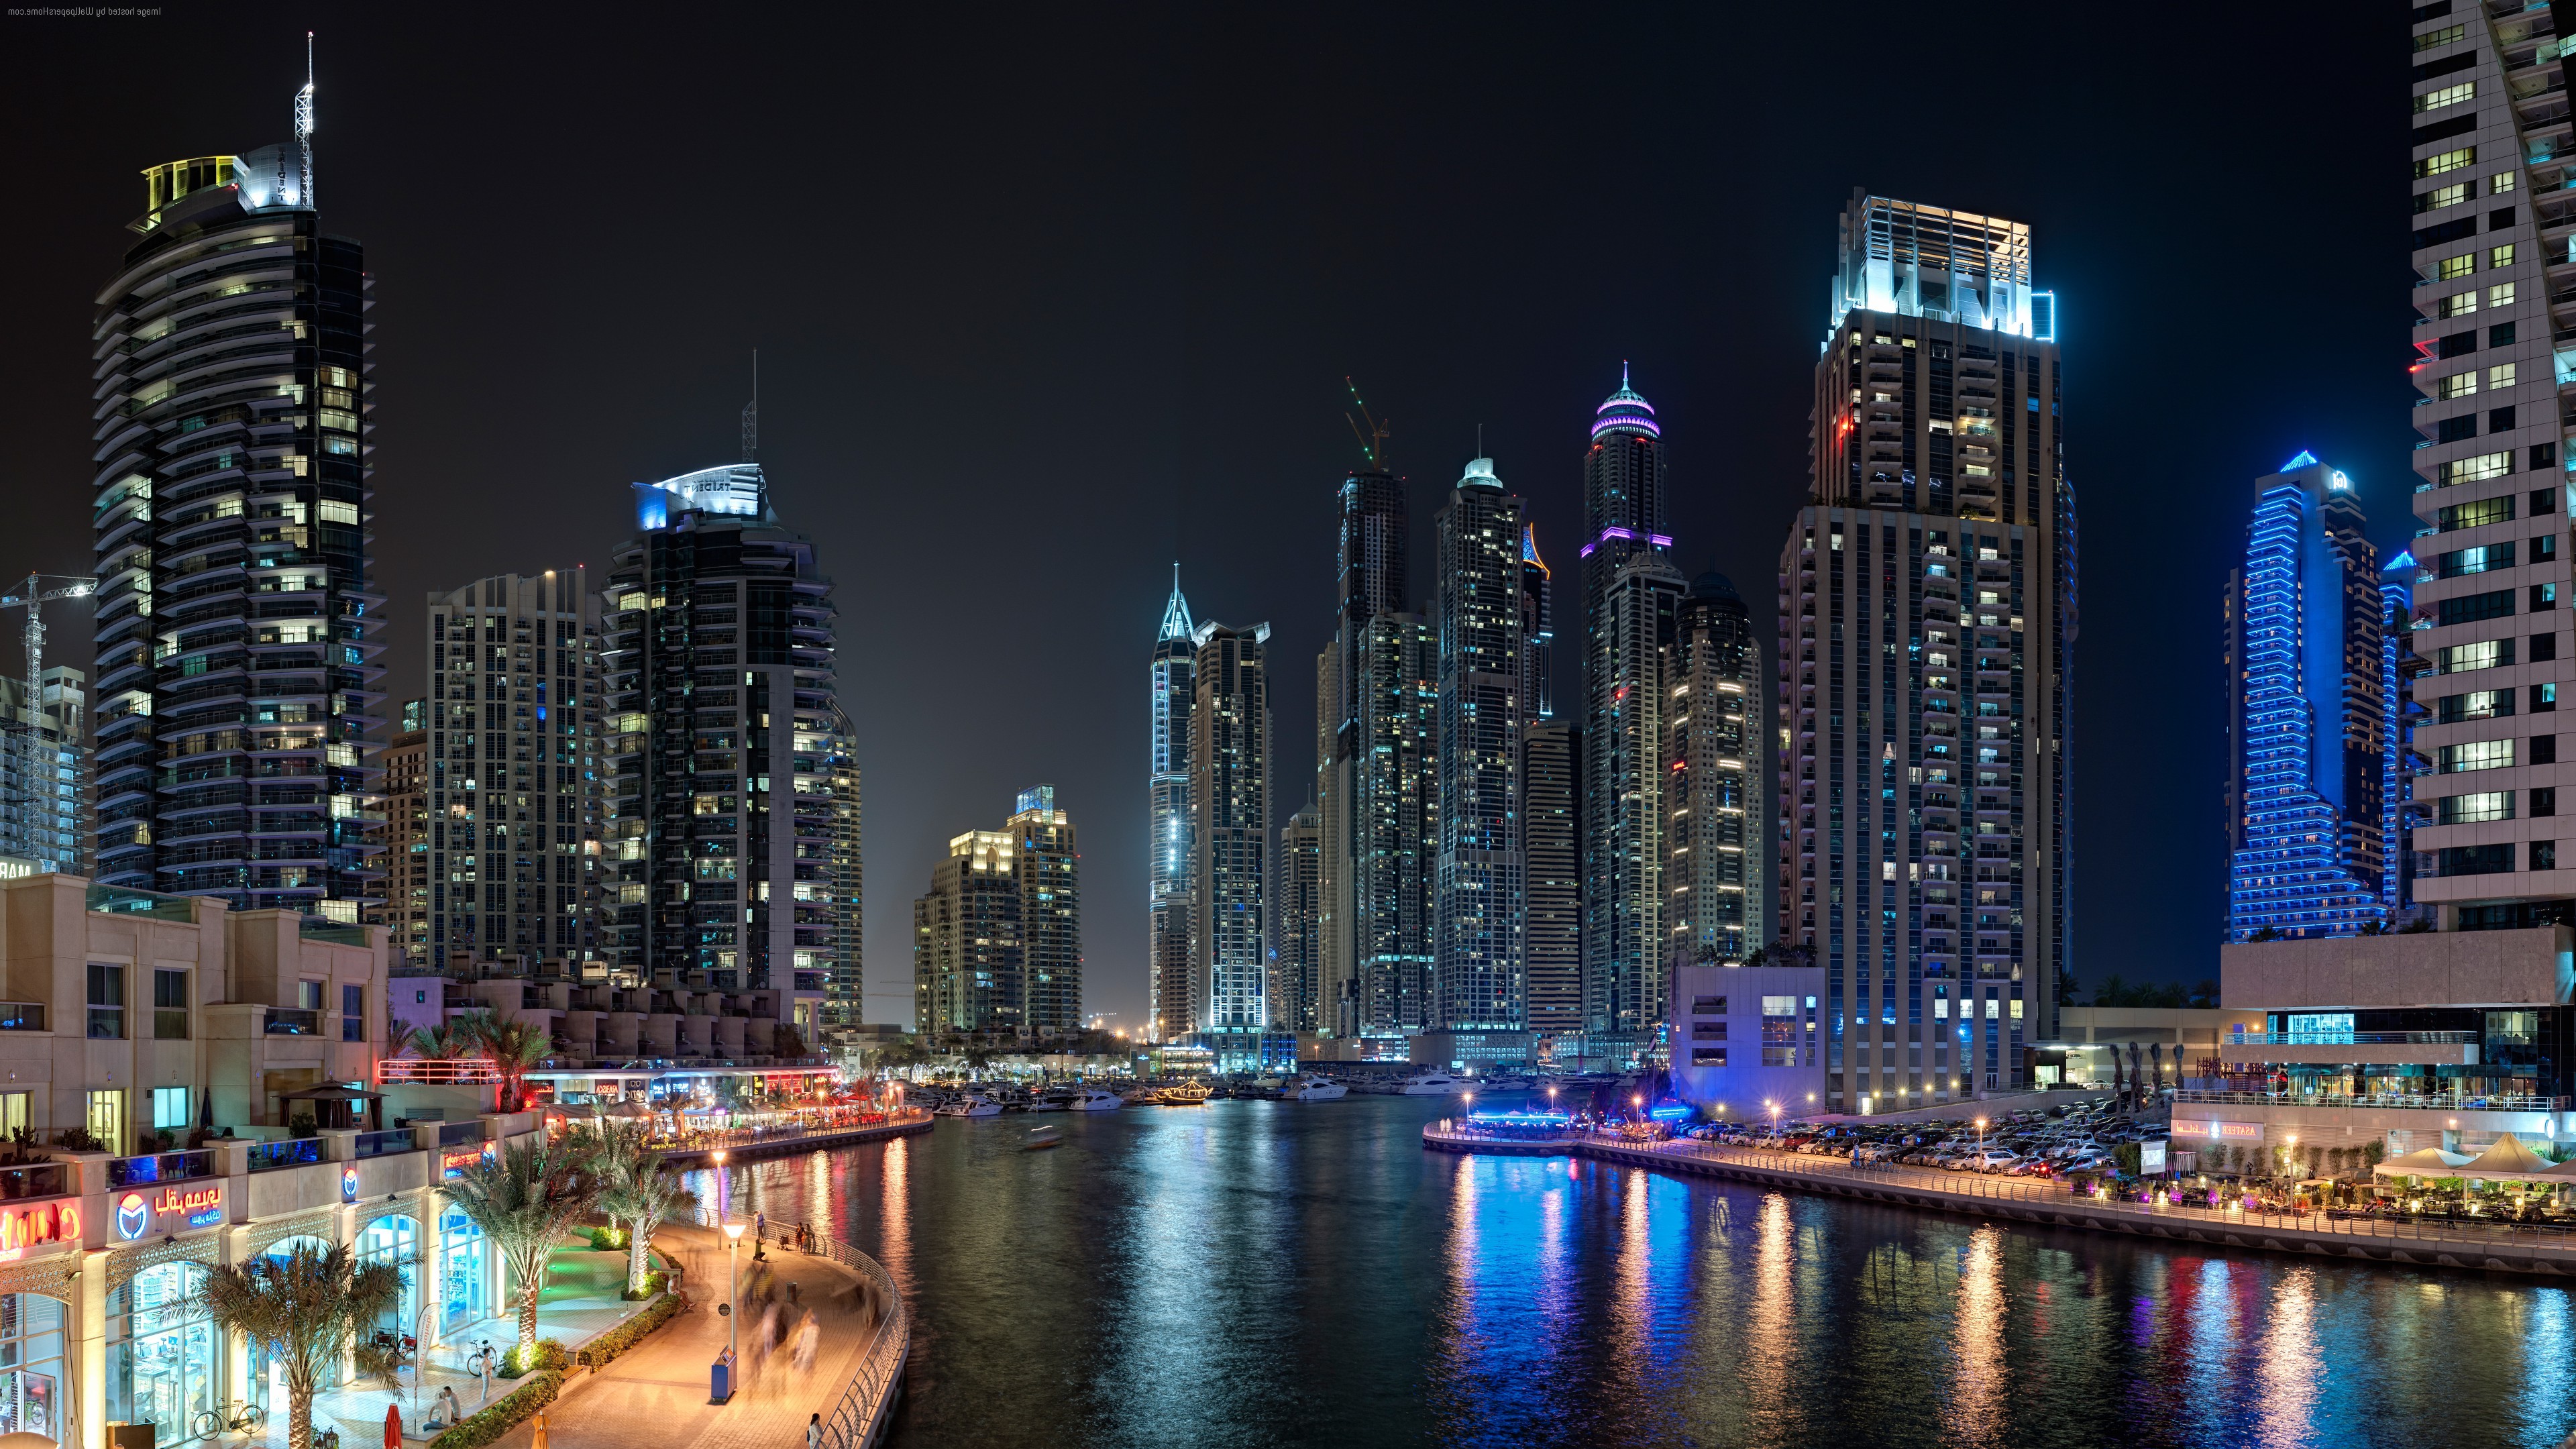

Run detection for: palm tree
[[450, 1010, 554, 1113], [597, 1124, 696, 1297], [406, 1018, 473, 1061], [441, 1134, 602, 1352], [204, 1243, 404, 1449]]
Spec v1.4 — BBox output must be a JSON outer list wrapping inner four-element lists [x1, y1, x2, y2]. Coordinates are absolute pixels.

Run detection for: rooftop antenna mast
[[295, 32, 316, 209], [1344, 376, 1390, 470], [741, 351, 759, 464]]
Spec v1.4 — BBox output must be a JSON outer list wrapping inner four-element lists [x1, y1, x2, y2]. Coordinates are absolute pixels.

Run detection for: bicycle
[[462, 1338, 498, 1384], [193, 1398, 268, 1440]]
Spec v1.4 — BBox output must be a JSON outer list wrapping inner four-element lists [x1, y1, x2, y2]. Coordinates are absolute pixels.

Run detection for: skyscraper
[[1520, 525, 1555, 722], [1670, 572, 1762, 964], [1010, 785, 1082, 1034], [1434, 457, 1527, 1042], [0, 669, 86, 878], [424, 572, 606, 968], [1580, 370, 1686, 1057], [1274, 802, 1323, 1034], [1316, 455, 1437, 1046], [2406, 9, 2573, 933], [378, 697, 430, 968], [2225, 458, 2397, 940], [90, 73, 386, 916], [1148, 570, 1195, 1042], [603, 462, 837, 1048], [1191, 620, 1271, 1034], [914, 829, 1022, 1038], [1521, 720, 1582, 1034], [1784, 190, 2071, 1108]]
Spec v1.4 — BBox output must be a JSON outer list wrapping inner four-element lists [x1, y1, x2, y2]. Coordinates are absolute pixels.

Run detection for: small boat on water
[[1024, 1125, 1063, 1150], [934, 1095, 1003, 1118], [1069, 1088, 1123, 1112], [1400, 1071, 1469, 1097], [1159, 1082, 1214, 1105], [1028, 1093, 1070, 1113], [1291, 1075, 1348, 1102]]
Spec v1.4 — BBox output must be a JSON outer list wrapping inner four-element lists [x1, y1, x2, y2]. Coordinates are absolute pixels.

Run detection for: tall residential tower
[[2406, 8, 2576, 932], [2224, 459, 2398, 939], [1191, 621, 1272, 1035], [1434, 458, 1527, 1043], [1581, 371, 1686, 1057], [1781, 191, 2072, 1108], [90, 76, 386, 915], [1148, 571, 1195, 1041], [1670, 572, 1762, 964]]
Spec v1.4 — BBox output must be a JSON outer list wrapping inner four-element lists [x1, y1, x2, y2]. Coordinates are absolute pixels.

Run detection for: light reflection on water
[[703, 1097, 2576, 1448]]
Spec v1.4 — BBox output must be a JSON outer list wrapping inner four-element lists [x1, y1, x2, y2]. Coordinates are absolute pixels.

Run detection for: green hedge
[[574, 1291, 682, 1370], [424, 1369, 560, 1449]]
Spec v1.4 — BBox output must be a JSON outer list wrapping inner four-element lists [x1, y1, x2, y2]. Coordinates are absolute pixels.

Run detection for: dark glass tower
[[1670, 572, 1762, 963], [1434, 458, 1526, 1036], [1148, 570, 1194, 1042], [90, 95, 386, 915], [604, 464, 836, 1046], [1580, 370, 1685, 1055]]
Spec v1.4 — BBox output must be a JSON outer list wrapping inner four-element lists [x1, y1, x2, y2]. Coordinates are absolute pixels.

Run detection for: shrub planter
[[424, 1370, 561, 1449]]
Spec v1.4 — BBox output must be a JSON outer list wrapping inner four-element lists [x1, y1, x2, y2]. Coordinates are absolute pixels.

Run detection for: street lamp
[[1976, 1117, 1988, 1152], [719, 1220, 745, 1401]]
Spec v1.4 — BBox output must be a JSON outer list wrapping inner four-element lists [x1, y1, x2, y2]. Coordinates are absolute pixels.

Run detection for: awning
[[2375, 1146, 2474, 1177], [2459, 1132, 2555, 1179], [278, 1085, 384, 1102]]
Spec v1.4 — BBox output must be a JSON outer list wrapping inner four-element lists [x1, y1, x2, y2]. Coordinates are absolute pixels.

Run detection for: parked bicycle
[[193, 1397, 268, 1440]]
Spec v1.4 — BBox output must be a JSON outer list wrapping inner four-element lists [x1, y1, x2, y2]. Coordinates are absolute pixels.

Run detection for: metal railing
[[246, 1138, 322, 1172], [2223, 1030, 2479, 1046], [353, 1129, 413, 1159], [1570, 1136, 2576, 1254], [104, 1149, 216, 1189], [2172, 1088, 2566, 1112], [693, 1206, 908, 1449], [262, 1008, 320, 1035]]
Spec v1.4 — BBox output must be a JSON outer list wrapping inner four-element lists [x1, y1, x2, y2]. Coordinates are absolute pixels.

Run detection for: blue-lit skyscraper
[[1148, 569, 1194, 1041], [2224, 455, 2397, 939]]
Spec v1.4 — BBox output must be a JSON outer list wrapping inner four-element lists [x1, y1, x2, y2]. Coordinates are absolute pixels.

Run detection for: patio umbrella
[[602, 1101, 649, 1119]]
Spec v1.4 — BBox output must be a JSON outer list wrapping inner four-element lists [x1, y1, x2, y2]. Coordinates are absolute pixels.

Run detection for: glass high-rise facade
[[2225, 459, 2400, 939], [1670, 572, 1762, 964], [1191, 621, 1272, 1032], [90, 121, 385, 916], [1580, 372, 1686, 1055], [1148, 572, 1194, 1041], [1434, 458, 1527, 1034]]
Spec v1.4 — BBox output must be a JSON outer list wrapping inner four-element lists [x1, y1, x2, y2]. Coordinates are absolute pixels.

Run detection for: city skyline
[[0, 11, 2416, 1030]]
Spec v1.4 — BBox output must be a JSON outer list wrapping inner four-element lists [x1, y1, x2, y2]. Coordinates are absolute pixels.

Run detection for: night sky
[[0, 7, 2408, 1028]]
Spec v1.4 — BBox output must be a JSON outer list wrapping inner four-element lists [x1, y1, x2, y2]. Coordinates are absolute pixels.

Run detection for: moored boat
[[1070, 1087, 1124, 1112], [1291, 1075, 1348, 1102]]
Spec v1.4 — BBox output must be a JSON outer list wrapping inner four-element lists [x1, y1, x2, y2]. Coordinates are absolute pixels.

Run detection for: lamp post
[[721, 1218, 745, 1397], [1976, 1116, 1988, 1153], [712, 1148, 729, 1220]]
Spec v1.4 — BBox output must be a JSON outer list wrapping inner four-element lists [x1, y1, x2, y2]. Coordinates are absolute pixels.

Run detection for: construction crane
[[1344, 376, 1390, 469], [0, 576, 99, 810]]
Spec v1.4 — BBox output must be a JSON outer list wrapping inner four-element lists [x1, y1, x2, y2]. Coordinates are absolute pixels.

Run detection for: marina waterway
[[695, 1094, 2576, 1448]]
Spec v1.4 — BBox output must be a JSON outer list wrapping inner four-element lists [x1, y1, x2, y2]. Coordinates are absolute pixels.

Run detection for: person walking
[[807, 1412, 824, 1449], [754, 1212, 767, 1262]]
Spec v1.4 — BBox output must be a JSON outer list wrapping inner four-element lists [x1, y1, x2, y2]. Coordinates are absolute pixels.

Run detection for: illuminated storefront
[[439, 1208, 487, 1334], [0, 1295, 62, 1441], [107, 1265, 214, 1438]]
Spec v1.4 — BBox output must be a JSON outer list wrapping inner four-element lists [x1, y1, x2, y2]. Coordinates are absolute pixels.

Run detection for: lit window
[[2438, 253, 2476, 280], [2438, 639, 2512, 674], [2438, 739, 2516, 773], [2416, 146, 2475, 178], [2489, 363, 2518, 390], [2438, 370, 2479, 399], [2414, 23, 2464, 51], [2418, 183, 2467, 214], [2437, 790, 2515, 824], [2414, 82, 2475, 113], [2440, 451, 2513, 486], [2491, 244, 2517, 268], [2491, 172, 2518, 194], [2490, 282, 2518, 308], [2439, 290, 2479, 318]]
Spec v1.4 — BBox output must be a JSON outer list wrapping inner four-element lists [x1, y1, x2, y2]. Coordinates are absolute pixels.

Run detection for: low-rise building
[[2033, 1005, 2267, 1091], [2184, 928, 2576, 1163], [0, 871, 539, 1449], [1666, 963, 1827, 1118]]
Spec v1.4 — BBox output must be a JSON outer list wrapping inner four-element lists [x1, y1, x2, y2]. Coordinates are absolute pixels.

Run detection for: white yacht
[[933, 1095, 1002, 1118], [1400, 1071, 1469, 1097], [1069, 1087, 1124, 1112], [1291, 1075, 1348, 1102]]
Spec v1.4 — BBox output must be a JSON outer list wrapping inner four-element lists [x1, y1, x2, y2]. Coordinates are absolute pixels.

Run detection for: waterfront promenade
[[659, 1109, 934, 1167], [1426, 1122, 2576, 1277], [479, 1216, 906, 1449]]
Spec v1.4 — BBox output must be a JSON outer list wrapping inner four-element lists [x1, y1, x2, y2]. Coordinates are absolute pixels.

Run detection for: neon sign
[[115, 1193, 148, 1241], [0, 1200, 81, 1258], [341, 1167, 360, 1201], [149, 1184, 224, 1228], [441, 1148, 482, 1180]]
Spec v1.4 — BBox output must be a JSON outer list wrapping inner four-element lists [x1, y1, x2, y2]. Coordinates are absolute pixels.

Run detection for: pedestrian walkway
[[237, 1236, 657, 1448], [477, 1220, 883, 1449]]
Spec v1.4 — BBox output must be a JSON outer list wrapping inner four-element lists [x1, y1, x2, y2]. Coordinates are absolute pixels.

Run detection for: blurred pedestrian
[[792, 1311, 820, 1373]]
